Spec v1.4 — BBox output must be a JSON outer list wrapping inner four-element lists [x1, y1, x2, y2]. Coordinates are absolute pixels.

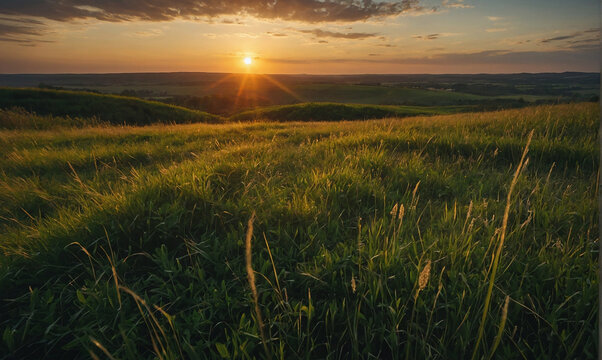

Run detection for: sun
[[243, 57, 252, 65]]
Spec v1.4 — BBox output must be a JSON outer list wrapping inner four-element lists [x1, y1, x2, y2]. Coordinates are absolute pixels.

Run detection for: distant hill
[[0, 88, 223, 126], [228, 102, 470, 122]]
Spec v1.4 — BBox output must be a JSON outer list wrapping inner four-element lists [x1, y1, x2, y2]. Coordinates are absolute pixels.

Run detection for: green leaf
[[215, 343, 230, 359], [76, 290, 86, 305]]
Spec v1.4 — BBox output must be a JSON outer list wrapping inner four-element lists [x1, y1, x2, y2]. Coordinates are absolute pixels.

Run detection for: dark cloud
[[0, 35, 53, 46], [541, 35, 575, 43], [567, 37, 599, 45], [413, 33, 439, 40], [298, 28, 379, 39], [0, 0, 423, 23], [540, 28, 599, 43], [0, 22, 44, 37], [0, 18, 51, 45], [0, 16, 44, 25]]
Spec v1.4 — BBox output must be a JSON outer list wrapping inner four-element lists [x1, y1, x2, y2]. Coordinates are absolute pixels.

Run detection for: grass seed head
[[419, 260, 431, 291], [415, 260, 432, 299], [390, 203, 398, 219], [398, 204, 405, 223]]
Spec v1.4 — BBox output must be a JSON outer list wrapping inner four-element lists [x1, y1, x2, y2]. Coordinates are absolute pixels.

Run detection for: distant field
[[0, 72, 597, 115], [0, 88, 222, 127], [290, 84, 488, 105], [0, 103, 597, 359], [229, 102, 471, 122]]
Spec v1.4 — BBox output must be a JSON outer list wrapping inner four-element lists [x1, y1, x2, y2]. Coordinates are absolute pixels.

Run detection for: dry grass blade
[[245, 211, 271, 359], [472, 129, 534, 360], [89, 336, 117, 360]]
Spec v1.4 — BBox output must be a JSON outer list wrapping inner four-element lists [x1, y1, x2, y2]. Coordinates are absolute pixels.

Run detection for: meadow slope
[[0, 103, 598, 359], [0, 88, 222, 127]]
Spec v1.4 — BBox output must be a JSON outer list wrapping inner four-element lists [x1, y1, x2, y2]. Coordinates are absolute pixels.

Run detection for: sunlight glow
[[244, 57, 252, 65]]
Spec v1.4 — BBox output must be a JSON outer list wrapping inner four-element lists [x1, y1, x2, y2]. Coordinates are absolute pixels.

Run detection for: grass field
[[228, 103, 471, 122], [0, 88, 222, 127], [290, 84, 488, 105], [0, 88, 474, 126], [0, 103, 598, 359]]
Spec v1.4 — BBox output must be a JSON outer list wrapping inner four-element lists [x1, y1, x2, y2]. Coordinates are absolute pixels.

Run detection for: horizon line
[[0, 70, 599, 76]]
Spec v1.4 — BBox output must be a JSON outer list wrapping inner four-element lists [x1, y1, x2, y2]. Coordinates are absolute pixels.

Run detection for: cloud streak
[[413, 33, 440, 40], [540, 28, 598, 43], [0, 17, 51, 45], [264, 48, 599, 68], [298, 28, 379, 39], [412, 32, 460, 40], [0, 0, 423, 23], [442, 0, 473, 9]]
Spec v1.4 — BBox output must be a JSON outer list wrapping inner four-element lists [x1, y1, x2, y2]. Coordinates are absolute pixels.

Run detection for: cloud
[[541, 35, 577, 43], [486, 28, 507, 33], [413, 33, 440, 40], [0, 0, 424, 23], [264, 48, 599, 69], [220, 18, 245, 25], [540, 28, 599, 44], [297, 28, 379, 39], [129, 29, 163, 38], [266, 31, 288, 37], [442, 0, 473, 9], [0, 36, 53, 45], [0, 16, 44, 25], [487, 16, 502, 21], [0, 17, 52, 45], [0, 22, 44, 37], [412, 32, 460, 40]]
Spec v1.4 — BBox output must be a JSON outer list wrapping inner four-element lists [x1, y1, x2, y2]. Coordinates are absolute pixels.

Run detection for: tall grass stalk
[[471, 130, 534, 360], [245, 212, 271, 359], [488, 295, 510, 360]]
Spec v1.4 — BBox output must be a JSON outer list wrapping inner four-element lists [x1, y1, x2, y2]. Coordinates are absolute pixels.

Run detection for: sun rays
[[209, 68, 303, 110]]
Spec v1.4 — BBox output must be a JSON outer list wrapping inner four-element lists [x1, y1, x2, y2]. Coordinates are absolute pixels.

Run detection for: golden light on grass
[[244, 211, 271, 359]]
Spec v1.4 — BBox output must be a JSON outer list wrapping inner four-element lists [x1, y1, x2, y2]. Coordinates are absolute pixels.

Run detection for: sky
[[0, 0, 599, 74]]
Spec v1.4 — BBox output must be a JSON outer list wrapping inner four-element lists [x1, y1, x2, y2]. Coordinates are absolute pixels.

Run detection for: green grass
[[0, 103, 598, 359], [228, 102, 470, 122], [0, 89, 476, 127], [0, 88, 223, 127], [291, 84, 488, 105]]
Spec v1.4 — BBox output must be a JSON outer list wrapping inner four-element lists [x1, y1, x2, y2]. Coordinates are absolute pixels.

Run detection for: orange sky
[[0, 0, 599, 74]]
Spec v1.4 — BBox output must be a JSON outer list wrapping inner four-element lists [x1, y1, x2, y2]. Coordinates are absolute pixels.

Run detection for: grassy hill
[[0, 103, 598, 359], [228, 102, 471, 122], [0, 88, 223, 126]]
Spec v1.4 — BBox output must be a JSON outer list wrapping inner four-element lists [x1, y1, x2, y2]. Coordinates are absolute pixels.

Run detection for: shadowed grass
[[227, 102, 470, 122], [0, 88, 223, 127]]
